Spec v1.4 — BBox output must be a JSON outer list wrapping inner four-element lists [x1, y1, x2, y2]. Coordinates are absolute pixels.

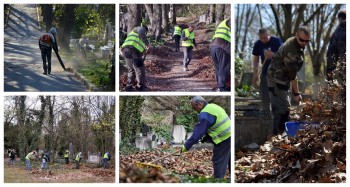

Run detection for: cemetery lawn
[[4, 160, 115, 183]]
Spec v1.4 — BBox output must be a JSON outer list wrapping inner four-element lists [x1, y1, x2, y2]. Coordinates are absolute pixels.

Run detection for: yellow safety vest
[[122, 30, 146, 53], [213, 19, 231, 43], [75, 154, 81, 161], [64, 152, 69, 158], [182, 29, 195, 47], [201, 104, 231, 144], [104, 153, 109, 159], [173, 26, 182, 36]]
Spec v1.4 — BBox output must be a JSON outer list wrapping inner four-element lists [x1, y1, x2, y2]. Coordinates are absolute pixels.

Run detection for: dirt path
[[120, 24, 217, 92], [4, 4, 88, 92]]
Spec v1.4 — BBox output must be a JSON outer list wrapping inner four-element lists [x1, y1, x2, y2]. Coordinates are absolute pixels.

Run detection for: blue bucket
[[285, 122, 302, 137]]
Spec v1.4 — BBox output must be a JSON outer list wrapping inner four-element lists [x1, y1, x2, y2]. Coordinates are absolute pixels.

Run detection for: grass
[[77, 59, 114, 91], [4, 161, 114, 183]]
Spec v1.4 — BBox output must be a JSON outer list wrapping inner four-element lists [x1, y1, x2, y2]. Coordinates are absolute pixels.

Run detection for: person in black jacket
[[326, 10, 346, 81]]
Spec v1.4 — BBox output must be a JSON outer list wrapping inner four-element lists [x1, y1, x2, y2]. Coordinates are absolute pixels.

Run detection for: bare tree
[[126, 4, 142, 33], [215, 4, 225, 27], [224, 4, 231, 19], [209, 5, 215, 24], [162, 4, 170, 35]]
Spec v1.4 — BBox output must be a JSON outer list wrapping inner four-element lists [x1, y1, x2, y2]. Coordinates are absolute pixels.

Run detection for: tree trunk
[[57, 5, 77, 51], [215, 4, 225, 28], [17, 96, 27, 160], [171, 4, 176, 24], [209, 5, 215, 24], [224, 4, 231, 19], [41, 4, 53, 32], [154, 4, 162, 41], [162, 4, 170, 35], [127, 4, 142, 33]]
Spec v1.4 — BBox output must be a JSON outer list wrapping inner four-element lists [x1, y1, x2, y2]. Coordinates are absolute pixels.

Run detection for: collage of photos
[[1, 2, 347, 185]]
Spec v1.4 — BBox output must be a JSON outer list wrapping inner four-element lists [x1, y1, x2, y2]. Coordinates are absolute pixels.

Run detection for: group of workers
[[252, 10, 346, 135], [121, 19, 231, 92], [7, 149, 112, 171]]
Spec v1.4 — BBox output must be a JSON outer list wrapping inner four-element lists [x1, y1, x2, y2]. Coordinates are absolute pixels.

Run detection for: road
[[4, 4, 88, 92]]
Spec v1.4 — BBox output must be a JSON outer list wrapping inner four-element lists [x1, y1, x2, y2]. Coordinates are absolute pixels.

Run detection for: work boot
[[184, 66, 189, 71], [124, 86, 133, 91], [136, 85, 149, 91], [43, 72, 47, 75]]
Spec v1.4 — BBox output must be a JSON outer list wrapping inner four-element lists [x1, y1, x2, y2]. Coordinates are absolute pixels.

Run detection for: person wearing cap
[[121, 25, 150, 91]]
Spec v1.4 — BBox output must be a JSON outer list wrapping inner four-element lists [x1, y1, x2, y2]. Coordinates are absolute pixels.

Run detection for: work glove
[[181, 145, 187, 153]]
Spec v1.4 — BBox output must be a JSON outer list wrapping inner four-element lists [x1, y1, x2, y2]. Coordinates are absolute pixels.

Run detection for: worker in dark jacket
[[326, 10, 346, 81], [39, 27, 58, 75], [121, 25, 150, 91], [210, 19, 231, 92], [182, 26, 196, 71], [181, 96, 231, 178]]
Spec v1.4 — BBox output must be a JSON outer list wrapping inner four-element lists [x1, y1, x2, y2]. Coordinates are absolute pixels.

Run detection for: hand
[[264, 50, 274, 59], [181, 145, 187, 154]]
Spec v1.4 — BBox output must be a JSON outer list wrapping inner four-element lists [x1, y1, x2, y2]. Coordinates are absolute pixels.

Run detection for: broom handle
[[150, 150, 181, 163]]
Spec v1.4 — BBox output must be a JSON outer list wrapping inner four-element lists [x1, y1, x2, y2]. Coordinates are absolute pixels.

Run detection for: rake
[[135, 150, 180, 171]]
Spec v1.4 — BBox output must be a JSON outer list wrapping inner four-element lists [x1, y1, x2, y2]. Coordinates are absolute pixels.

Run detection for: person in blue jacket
[[181, 96, 231, 179]]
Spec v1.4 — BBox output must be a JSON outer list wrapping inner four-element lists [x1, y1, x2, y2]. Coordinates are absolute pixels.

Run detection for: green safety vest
[[201, 103, 231, 144], [173, 26, 182, 36], [75, 154, 81, 161], [64, 152, 69, 158], [182, 29, 195, 47], [213, 19, 231, 43], [122, 30, 146, 53], [104, 153, 109, 159]]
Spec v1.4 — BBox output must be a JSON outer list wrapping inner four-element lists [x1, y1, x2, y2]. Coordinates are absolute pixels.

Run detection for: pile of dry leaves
[[235, 62, 346, 183], [120, 149, 228, 183]]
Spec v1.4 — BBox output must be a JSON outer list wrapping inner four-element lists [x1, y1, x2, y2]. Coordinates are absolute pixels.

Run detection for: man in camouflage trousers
[[267, 26, 310, 135]]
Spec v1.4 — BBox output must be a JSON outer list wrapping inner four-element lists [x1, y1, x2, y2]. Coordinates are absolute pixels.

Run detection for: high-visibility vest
[[75, 154, 81, 161], [173, 26, 182, 36], [104, 153, 109, 159], [213, 19, 231, 43], [182, 29, 195, 47], [64, 152, 69, 158], [201, 104, 231, 144], [122, 30, 146, 53]]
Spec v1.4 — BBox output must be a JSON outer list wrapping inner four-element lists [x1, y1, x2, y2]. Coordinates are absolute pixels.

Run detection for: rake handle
[[150, 150, 180, 164]]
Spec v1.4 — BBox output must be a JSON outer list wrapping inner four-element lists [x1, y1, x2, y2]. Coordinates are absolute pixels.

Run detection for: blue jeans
[[26, 159, 30, 170], [212, 137, 231, 178], [103, 158, 108, 169], [41, 159, 48, 170]]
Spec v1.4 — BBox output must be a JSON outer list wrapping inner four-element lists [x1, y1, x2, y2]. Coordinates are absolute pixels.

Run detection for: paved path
[[4, 4, 88, 92]]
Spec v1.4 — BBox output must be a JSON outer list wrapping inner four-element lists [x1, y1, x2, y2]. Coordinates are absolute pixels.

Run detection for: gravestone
[[69, 143, 74, 159], [199, 15, 207, 23], [87, 151, 100, 164], [142, 125, 150, 136], [135, 136, 149, 150], [172, 125, 186, 143], [152, 134, 157, 141]]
